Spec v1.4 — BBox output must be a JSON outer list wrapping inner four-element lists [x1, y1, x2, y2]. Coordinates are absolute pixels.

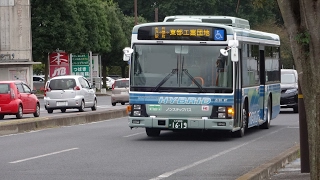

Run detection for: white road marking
[[150, 128, 286, 180], [123, 132, 145, 137], [9, 148, 79, 164]]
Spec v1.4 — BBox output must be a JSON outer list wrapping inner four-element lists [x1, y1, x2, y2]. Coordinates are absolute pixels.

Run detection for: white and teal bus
[[123, 16, 281, 137]]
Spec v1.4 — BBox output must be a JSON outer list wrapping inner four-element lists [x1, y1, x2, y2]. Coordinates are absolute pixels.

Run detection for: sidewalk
[[269, 158, 310, 180], [237, 144, 311, 180]]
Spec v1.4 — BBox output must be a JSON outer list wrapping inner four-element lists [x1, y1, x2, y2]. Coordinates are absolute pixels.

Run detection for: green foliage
[[33, 64, 45, 75], [75, 0, 111, 53], [101, 3, 128, 68], [295, 32, 310, 46], [31, 0, 86, 60]]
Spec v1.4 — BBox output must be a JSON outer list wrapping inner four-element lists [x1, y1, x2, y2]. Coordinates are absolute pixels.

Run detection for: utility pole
[[134, 0, 138, 25], [298, 79, 310, 173], [155, 8, 158, 22]]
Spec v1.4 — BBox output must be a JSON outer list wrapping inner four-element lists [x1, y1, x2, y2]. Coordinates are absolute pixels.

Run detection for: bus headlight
[[133, 105, 141, 110], [217, 106, 233, 119], [132, 104, 143, 116], [218, 107, 226, 118], [133, 111, 141, 116]]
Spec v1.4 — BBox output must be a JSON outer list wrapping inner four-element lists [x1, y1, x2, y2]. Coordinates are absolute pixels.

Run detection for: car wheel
[[261, 97, 271, 129], [146, 128, 161, 137], [33, 103, 40, 117], [47, 109, 53, 114], [121, 102, 125, 105], [16, 105, 23, 119], [61, 108, 66, 113], [79, 100, 85, 112], [112, 103, 116, 106], [91, 99, 97, 111], [293, 105, 298, 113], [0, 115, 4, 120]]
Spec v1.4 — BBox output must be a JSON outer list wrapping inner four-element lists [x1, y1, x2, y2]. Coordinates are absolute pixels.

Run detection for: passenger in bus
[[215, 55, 227, 86]]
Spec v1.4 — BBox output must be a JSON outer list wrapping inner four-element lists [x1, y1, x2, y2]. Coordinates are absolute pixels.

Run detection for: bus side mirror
[[123, 47, 133, 61], [220, 40, 239, 62], [230, 48, 238, 62]]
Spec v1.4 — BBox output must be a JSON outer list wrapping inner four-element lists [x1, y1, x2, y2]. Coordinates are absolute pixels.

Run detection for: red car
[[0, 81, 40, 119]]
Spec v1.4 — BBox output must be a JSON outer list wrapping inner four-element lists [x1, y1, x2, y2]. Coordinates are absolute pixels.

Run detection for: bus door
[[234, 49, 242, 128], [259, 47, 266, 122]]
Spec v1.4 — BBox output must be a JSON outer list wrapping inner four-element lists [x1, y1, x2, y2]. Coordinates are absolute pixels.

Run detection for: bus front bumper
[[128, 117, 235, 131]]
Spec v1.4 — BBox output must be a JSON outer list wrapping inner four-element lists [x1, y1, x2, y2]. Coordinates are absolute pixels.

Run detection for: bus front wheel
[[146, 128, 161, 137], [233, 104, 248, 138]]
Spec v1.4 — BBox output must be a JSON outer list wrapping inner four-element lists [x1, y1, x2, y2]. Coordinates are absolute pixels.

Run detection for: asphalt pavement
[[19, 91, 314, 179]]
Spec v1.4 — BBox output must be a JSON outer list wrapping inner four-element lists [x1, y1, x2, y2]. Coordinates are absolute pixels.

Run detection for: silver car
[[44, 75, 97, 113], [111, 78, 129, 106]]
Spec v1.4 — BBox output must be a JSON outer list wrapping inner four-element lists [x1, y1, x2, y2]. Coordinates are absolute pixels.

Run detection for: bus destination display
[[137, 26, 226, 41]]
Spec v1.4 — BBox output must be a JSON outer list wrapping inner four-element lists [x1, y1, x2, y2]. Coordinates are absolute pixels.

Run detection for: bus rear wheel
[[261, 97, 271, 129], [146, 128, 161, 137]]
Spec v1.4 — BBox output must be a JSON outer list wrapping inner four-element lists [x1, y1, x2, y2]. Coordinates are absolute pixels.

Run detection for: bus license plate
[[169, 119, 188, 129]]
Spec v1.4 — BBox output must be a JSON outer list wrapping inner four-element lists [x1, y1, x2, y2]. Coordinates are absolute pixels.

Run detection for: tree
[[31, 0, 86, 80], [100, 2, 127, 87], [277, 1, 320, 179], [75, 0, 111, 53]]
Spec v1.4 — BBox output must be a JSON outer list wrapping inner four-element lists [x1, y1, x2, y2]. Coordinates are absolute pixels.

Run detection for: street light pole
[[134, 0, 138, 25]]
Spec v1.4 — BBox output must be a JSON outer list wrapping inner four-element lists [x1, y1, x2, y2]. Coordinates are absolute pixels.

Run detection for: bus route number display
[[137, 26, 226, 41]]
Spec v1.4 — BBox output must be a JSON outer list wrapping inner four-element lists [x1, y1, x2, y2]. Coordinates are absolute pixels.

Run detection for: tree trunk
[[44, 53, 49, 82], [277, 0, 320, 179], [121, 65, 126, 78], [101, 56, 107, 88]]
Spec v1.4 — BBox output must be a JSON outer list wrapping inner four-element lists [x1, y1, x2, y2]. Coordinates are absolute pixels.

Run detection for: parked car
[[111, 78, 129, 106], [100, 77, 115, 89], [44, 75, 97, 113], [280, 69, 298, 113], [108, 75, 122, 80], [0, 81, 40, 119], [33, 75, 45, 82]]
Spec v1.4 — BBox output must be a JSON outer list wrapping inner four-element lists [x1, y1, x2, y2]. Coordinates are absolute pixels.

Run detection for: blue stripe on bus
[[129, 93, 234, 106]]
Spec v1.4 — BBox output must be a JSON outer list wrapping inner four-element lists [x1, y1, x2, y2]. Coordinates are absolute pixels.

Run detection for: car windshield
[[130, 44, 233, 93], [0, 84, 9, 94], [281, 74, 296, 84], [114, 80, 129, 88], [49, 79, 76, 90]]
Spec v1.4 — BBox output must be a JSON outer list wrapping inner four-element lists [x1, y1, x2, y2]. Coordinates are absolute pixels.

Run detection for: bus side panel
[[265, 84, 281, 120]]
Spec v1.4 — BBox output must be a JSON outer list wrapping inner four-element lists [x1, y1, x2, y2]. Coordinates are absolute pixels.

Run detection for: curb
[[0, 108, 127, 136], [236, 144, 300, 180]]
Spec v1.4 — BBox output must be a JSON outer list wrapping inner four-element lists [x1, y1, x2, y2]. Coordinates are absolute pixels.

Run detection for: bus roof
[[163, 15, 250, 29], [132, 21, 280, 45]]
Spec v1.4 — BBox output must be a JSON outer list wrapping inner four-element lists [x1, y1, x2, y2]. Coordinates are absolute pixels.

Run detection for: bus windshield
[[130, 44, 233, 93]]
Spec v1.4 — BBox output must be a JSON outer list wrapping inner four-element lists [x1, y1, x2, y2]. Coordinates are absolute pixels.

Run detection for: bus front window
[[130, 44, 233, 93]]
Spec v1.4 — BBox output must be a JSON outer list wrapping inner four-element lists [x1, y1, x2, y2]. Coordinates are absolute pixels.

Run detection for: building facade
[[0, 0, 40, 88]]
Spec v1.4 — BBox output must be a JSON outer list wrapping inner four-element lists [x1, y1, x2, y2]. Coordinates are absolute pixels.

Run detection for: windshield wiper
[[181, 56, 206, 92], [152, 69, 177, 92]]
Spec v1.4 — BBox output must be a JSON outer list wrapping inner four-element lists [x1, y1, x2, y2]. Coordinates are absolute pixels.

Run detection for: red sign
[[49, 52, 70, 78]]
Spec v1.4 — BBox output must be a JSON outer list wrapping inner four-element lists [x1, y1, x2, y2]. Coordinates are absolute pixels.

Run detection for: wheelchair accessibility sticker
[[214, 29, 225, 41]]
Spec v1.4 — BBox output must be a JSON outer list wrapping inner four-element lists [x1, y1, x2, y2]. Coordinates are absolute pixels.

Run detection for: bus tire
[[261, 97, 271, 129], [233, 103, 248, 138], [146, 128, 160, 137]]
